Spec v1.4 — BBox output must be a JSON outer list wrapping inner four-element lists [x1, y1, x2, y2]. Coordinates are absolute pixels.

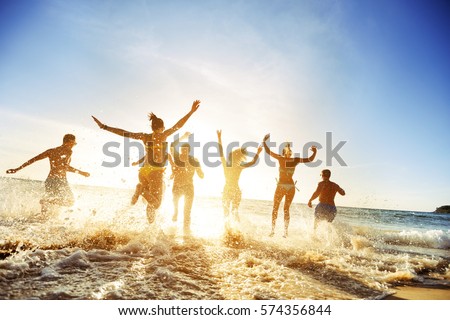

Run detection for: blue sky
[[1, 0, 449, 211]]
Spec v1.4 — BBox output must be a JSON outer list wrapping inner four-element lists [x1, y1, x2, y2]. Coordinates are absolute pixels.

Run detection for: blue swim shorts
[[314, 203, 337, 222]]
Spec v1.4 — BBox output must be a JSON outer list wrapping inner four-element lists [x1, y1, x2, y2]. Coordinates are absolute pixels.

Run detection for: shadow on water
[[221, 229, 387, 299], [284, 255, 386, 299], [0, 229, 224, 300], [0, 229, 132, 260]]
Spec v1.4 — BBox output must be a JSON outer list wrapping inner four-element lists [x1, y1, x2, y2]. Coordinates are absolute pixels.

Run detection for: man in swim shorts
[[6, 134, 90, 214], [308, 169, 345, 230]]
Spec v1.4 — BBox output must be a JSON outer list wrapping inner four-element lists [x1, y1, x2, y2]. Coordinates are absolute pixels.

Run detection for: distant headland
[[435, 205, 450, 214]]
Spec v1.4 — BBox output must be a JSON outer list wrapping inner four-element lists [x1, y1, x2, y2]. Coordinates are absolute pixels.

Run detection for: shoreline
[[1, 176, 442, 213], [383, 284, 450, 300]]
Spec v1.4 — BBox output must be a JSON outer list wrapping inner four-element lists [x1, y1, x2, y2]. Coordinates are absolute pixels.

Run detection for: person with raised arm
[[263, 134, 317, 237], [170, 132, 204, 233], [6, 134, 90, 214], [217, 130, 262, 224], [92, 100, 201, 224]]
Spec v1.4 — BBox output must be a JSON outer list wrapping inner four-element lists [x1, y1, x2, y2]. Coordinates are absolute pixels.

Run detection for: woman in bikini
[[92, 100, 201, 224], [263, 134, 317, 237], [217, 130, 262, 223]]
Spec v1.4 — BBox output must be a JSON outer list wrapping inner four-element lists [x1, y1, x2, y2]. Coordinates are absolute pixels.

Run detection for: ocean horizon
[[1, 176, 449, 300]]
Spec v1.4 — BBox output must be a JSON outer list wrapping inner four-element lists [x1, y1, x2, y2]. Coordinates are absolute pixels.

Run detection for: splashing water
[[1, 177, 449, 299]]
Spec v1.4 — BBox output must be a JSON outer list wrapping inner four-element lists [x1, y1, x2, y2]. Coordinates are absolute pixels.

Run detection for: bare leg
[[41, 178, 74, 215], [231, 189, 242, 222], [270, 186, 284, 236], [283, 187, 295, 237], [40, 196, 73, 215], [40, 198, 50, 215], [131, 183, 143, 205], [231, 208, 240, 222], [314, 218, 319, 233], [222, 196, 231, 218], [145, 204, 157, 224], [183, 185, 194, 232], [172, 192, 180, 222], [142, 189, 163, 224], [140, 171, 164, 225]]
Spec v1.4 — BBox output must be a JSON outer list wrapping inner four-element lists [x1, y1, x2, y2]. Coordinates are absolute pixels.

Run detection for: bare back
[[141, 132, 169, 166], [317, 180, 344, 206], [47, 146, 73, 178], [173, 156, 200, 186], [223, 165, 245, 188]]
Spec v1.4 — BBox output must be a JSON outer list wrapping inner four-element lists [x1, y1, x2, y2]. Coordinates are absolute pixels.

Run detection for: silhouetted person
[[92, 100, 201, 224], [263, 134, 317, 237], [217, 130, 262, 224], [169, 133, 204, 233], [6, 134, 90, 214], [308, 169, 345, 230]]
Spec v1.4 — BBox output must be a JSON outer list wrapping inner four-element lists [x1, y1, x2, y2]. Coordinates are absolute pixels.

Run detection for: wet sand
[[383, 285, 450, 300]]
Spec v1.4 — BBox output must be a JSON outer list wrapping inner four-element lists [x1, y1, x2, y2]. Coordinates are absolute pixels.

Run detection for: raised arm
[[92, 116, 144, 140], [163, 100, 201, 137], [263, 134, 283, 161], [295, 146, 318, 163], [217, 130, 227, 170], [241, 146, 263, 168], [195, 159, 205, 179], [6, 149, 50, 174]]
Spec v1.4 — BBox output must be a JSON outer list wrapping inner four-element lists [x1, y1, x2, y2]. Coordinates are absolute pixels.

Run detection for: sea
[[1, 177, 449, 300]]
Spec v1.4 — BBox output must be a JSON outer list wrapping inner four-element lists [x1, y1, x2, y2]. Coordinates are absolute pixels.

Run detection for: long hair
[[282, 143, 291, 156], [148, 112, 164, 131], [228, 147, 247, 166]]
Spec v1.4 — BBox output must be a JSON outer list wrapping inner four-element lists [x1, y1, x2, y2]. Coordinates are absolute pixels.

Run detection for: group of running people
[[6, 99, 345, 237]]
